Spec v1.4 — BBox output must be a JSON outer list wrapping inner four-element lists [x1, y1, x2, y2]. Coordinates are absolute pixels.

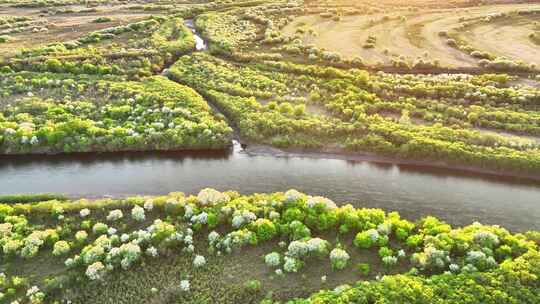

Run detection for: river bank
[[243, 142, 540, 183]]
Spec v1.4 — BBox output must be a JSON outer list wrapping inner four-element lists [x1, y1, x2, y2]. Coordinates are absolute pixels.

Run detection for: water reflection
[[0, 147, 539, 231]]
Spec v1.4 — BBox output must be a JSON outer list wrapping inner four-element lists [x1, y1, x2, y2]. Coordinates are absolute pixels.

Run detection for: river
[[185, 19, 207, 51], [1, 142, 539, 232]]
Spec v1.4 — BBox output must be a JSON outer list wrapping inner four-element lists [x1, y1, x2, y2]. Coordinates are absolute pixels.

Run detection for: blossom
[[191, 212, 208, 224], [146, 246, 158, 257], [287, 240, 309, 258], [107, 227, 117, 235], [144, 200, 154, 211], [367, 229, 379, 241], [306, 238, 329, 255], [329, 248, 350, 270], [86, 261, 105, 280], [64, 257, 76, 268], [208, 231, 220, 245], [0, 223, 13, 238], [29, 136, 39, 145], [382, 256, 398, 267], [26, 286, 39, 297], [284, 189, 303, 203], [82, 245, 105, 265], [180, 280, 190, 292], [118, 242, 142, 269], [132, 205, 145, 222], [3, 128, 15, 135], [283, 256, 301, 273], [264, 252, 281, 267], [466, 250, 486, 263], [193, 255, 206, 268], [269, 211, 280, 220], [232, 215, 245, 228], [52, 240, 71, 256], [107, 209, 123, 221], [197, 188, 230, 206], [80, 208, 91, 218], [377, 222, 392, 235], [306, 196, 337, 210], [473, 231, 499, 248]]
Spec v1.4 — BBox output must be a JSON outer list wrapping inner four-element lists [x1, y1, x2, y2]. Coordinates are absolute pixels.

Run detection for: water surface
[[1, 143, 539, 231]]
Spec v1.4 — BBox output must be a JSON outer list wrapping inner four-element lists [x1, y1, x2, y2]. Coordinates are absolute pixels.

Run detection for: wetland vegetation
[[1, 0, 540, 302]]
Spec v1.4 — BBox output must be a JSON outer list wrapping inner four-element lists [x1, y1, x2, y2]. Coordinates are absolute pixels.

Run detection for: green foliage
[[0, 189, 538, 303], [0, 193, 68, 204]]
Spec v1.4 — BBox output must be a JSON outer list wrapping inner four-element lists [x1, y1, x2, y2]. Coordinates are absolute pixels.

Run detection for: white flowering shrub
[[119, 242, 142, 269], [82, 244, 105, 265], [473, 231, 499, 248], [143, 200, 154, 211], [52, 240, 71, 256], [86, 261, 105, 280], [465, 250, 497, 270], [208, 231, 220, 247], [329, 248, 350, 270], [2, 239, 22, 256], [306, 196, 337, 210], [191, 212, 208, 225], [197, 188, 230, 206], [106, 209, 123, 221], [411, 245, 450, 270], [193, 255, 206, 268], [283, 256, 302, 273], [80, 208, 90, 218], [264, 252, 281, 267], [20, 230, 57, 259], [377, 222, 392, 236], [131, 205, 146, 222], [146, 246, 158, 257], [382, 256, 398, 267], [179, 279, 190, 292], [231, 210, 257, 228], [284, 189, 304, 204], [26, 285, 45, 303], [287, 238, 329, 259], [75, 230, 88, 243], [217, 229, 256, 253]]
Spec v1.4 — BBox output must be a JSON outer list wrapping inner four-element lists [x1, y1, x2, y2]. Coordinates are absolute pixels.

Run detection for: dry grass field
[[283, 2, 540, 68]]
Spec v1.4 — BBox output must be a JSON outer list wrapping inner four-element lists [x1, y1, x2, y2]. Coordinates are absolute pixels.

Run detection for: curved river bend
[[1, 142, 539, 232]]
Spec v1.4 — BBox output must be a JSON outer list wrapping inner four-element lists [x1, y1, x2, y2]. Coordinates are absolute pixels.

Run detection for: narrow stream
[[1, 142, 539, 231], [185, 19, 207, 51]]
